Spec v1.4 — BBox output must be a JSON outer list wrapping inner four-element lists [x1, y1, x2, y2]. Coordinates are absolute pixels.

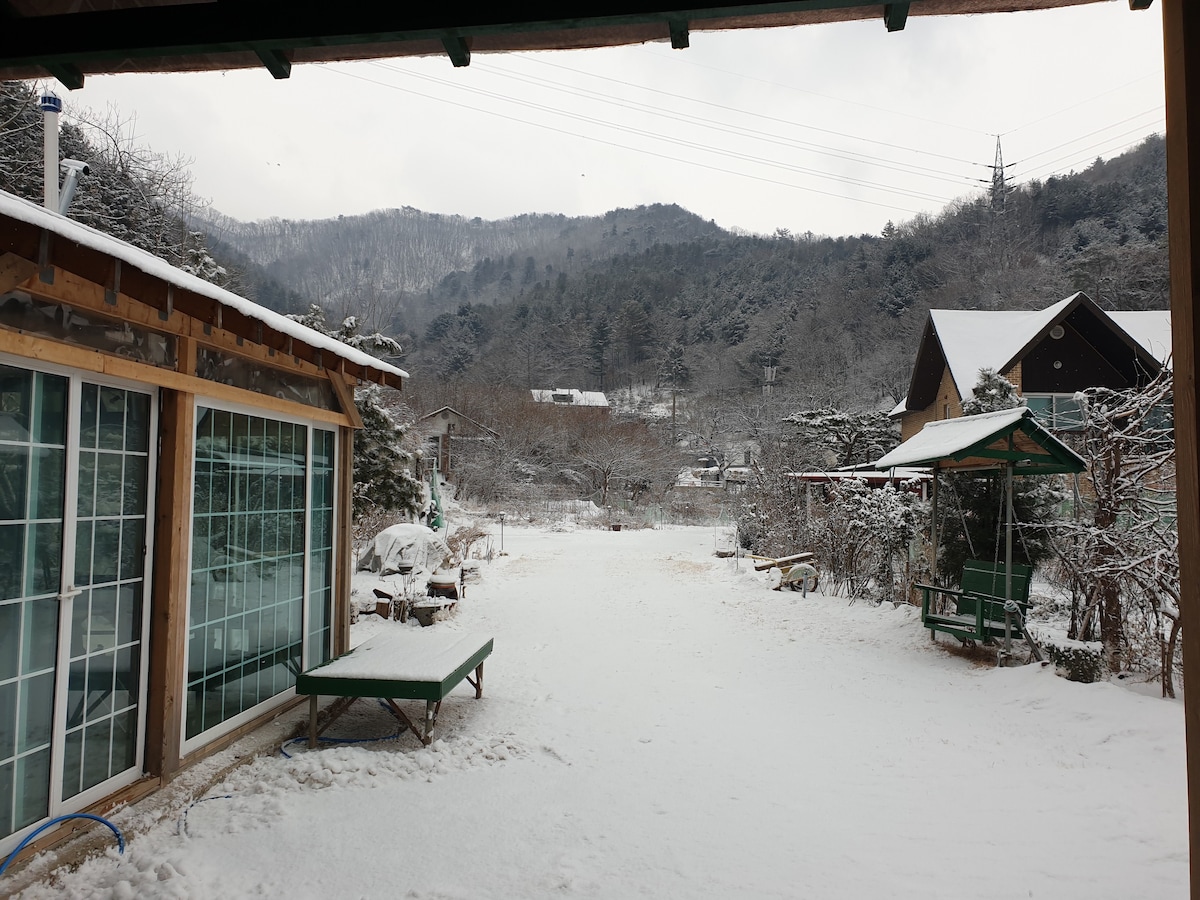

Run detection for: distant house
[[891, 292, 1170, 441], [530, 388, 609, 412], [418, 406, 498, 479]]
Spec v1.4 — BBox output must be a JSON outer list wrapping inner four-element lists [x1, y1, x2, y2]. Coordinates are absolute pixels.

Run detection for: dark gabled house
[[891, 292, 1171, 441]]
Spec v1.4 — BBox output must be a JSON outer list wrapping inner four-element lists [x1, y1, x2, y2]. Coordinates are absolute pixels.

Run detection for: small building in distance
[[530, 388, 609, 413], [418, 406, 498, 480]]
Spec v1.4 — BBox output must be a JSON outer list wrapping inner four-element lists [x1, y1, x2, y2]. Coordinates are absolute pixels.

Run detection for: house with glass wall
[[890, 291, 1171, 439], [0, 189, 405, 857]]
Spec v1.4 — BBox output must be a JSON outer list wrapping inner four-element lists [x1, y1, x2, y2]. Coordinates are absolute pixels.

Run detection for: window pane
[[187, 409, 310, 740], [0, 446, 28, 521]]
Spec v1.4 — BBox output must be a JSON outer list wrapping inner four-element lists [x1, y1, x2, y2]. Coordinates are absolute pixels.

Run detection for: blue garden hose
[[279, 700, 403, 758], [0, 813, 124, 878]]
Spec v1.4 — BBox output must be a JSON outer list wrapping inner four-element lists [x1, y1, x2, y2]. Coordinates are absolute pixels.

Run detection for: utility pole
[[990, 135, 1010, 212]]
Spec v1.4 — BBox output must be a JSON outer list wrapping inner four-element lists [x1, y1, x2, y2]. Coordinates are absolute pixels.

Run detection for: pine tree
[[288, 307, 423, 524]]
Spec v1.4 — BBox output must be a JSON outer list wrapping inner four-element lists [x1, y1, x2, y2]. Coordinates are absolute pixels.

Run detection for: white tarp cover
[[357, 523, 449, 575]]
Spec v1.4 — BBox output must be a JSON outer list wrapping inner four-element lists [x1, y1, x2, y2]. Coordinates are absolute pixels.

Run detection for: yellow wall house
[[0, 189, 406, 856], [891, 292, 1171, 441]]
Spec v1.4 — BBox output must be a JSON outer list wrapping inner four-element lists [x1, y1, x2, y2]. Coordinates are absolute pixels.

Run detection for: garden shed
[[0, 189, 405, 855]]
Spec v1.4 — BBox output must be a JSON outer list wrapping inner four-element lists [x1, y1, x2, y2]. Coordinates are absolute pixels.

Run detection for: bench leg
[[422, 700, 442, 745], [466, 662, 484, 699], [309, 695, 318, 748]]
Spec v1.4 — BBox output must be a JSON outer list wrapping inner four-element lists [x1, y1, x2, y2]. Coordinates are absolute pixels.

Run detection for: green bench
[[916, 560, 1033, 646], [296, 631, 493, 746]]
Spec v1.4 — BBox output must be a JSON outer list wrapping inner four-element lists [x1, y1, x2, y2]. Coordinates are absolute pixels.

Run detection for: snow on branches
[[1049, 367, 1178, 693]]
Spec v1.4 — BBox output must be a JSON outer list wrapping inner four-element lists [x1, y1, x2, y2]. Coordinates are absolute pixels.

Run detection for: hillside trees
[[1, 80, 225, 283]]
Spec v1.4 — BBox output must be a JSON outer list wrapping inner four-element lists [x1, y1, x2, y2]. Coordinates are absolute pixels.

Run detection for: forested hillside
[[201, 203, 725, 331], [1, 77, 1167, 416], [209, 135, 1167, 412], [393, 136, 1169, 408]]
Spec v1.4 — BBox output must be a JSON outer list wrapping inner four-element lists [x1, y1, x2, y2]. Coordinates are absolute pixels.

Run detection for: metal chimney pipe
[[39, 91, 62, 211]]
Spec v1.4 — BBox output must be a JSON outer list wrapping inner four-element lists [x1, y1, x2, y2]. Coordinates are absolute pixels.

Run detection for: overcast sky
[[55, 2, 1164, 239]]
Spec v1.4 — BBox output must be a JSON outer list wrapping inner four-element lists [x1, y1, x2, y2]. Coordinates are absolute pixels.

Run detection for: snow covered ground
[[15, 525, 1188, 898]]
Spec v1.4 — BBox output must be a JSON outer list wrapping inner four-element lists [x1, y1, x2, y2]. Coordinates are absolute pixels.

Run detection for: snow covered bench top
[[296, 631, 494, 702]]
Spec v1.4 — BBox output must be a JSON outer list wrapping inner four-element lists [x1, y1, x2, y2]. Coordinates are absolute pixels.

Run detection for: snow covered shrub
[[808, 481, 917, 602], [1040, 635, 1106, 684]]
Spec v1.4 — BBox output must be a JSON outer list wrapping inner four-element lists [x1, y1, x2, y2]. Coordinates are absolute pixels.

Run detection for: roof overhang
[[875, 406, 1086, 475], [0, 1, 1125, 90], [0, 189, 407, 389]]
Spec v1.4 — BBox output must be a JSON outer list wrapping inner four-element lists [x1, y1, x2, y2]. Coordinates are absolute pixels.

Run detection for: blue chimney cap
[[38, 93, 62, 113]]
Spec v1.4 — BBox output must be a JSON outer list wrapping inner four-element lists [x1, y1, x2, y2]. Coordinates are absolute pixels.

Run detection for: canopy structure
[[876, 406, 1085, 607], [875, 407, 1086, 476]]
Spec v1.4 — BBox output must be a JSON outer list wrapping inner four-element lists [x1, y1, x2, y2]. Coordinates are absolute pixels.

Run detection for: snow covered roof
[[1110, 310, 1173, 365], [875, 406, 1085, 474], [531, 388, 610, 407], [906, 292, 1167, 411], [930, 296, 1078, 400], [788, 467, 931, 483], [0, 190, 408, 386]]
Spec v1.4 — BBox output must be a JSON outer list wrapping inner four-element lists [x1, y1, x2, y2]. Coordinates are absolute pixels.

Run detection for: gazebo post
[[929, 466, 939, 631], [1005, 459, 1015, 656]]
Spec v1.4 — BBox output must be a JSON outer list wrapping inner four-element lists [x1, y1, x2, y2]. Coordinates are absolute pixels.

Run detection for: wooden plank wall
[[1162, 2, 1200, 897]]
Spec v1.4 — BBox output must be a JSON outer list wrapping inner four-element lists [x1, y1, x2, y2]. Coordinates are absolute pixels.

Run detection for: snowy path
[[19, 526, 1188, 898]]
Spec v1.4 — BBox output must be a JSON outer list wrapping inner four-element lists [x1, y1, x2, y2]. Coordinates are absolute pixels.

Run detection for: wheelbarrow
[[747, 552, 819, 594]]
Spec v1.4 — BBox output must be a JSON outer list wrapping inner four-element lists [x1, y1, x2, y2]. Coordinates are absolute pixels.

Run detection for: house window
[[185, 406, 334, 746], [1025, 394, 1084, 431]]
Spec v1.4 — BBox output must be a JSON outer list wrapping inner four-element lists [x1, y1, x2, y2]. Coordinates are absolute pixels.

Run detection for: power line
[[1012, 124, 1164, 183], [510, 53, 986, 169], [1008, 106, 1165, 167], [360, 61, 962, 207], [1001, 73, 1161, 137], [635, 44, 987, 139], [322, 65, 934, 217], [472, 60, 982, 190]]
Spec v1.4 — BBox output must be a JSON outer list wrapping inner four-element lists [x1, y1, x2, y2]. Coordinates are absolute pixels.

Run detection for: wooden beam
[[669, 19, 690, 49], [44, 61, 84, 90], [884, 2, 910, 31], [145, 389, 194, 778], [442, 36, 470, 67], [20, 265, 331, 384], [255, 46, 292, 78], [0, 327, 354, 428], [1162, 2, 1200, 897], [327, 370, 364, 430], [0, 251, 36, 293]]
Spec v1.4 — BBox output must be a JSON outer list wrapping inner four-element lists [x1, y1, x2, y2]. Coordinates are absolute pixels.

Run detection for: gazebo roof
[[874, 406, 1085, 475]]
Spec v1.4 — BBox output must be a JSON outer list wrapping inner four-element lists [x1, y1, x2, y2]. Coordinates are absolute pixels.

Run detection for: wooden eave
[[903, 316, 950, 411], [0, 213, 405, 391], [0, 0, 1121, 88]]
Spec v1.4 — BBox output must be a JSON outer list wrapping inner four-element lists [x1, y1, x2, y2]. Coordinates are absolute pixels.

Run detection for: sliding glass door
[[0, 364, 154, 848]]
